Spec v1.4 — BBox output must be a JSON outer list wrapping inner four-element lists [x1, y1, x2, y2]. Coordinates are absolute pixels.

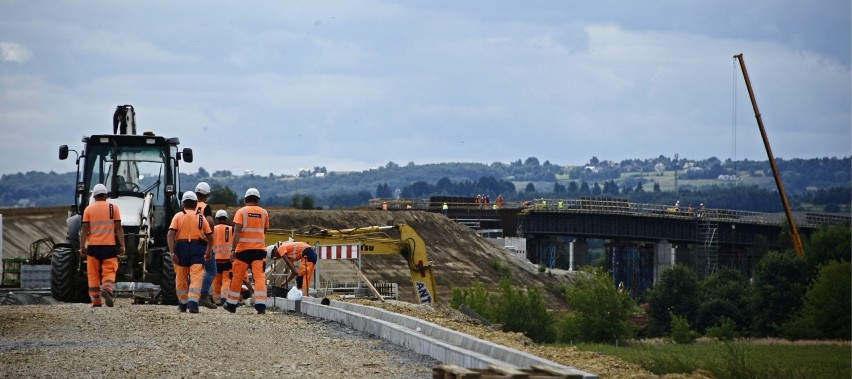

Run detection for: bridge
[[371, 196, 849, 294], [387, 196, 849, 296]]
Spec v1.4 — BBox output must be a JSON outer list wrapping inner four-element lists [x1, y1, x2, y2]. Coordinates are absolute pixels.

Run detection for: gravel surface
[[0, 298, 438, 378]]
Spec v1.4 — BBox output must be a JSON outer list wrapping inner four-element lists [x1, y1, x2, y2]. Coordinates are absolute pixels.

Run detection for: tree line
[[2, 156, 848, 212], [451, 225, 851, 344]]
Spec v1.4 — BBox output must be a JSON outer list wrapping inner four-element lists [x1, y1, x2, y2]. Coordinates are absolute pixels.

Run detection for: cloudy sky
[[1, 1, 849, 177]]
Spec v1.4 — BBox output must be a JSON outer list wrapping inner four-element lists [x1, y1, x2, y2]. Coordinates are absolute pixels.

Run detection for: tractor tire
[[158, 252, 178, 305], [50, 245, 88, 303]]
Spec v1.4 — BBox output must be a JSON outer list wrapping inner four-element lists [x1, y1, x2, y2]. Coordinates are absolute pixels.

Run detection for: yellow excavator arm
[[265, 224, 437, 304]]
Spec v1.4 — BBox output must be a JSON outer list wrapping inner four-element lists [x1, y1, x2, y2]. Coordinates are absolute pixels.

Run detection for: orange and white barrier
[[317, 244, 360, 260]]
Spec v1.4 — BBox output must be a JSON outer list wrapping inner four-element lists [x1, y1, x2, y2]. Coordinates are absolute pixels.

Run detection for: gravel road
[[0, 298, 438, 378]]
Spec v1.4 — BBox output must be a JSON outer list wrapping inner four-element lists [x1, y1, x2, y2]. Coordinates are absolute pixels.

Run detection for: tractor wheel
[[158, 252, 178, 305], [50, 245, 88, 303]]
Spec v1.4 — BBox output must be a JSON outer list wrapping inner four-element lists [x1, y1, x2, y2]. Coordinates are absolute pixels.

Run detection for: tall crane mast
[[734, 53, 805, 257]]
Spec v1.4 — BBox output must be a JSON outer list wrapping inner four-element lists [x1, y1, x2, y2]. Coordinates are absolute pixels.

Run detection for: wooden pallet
[[433, 364, 585, 379]]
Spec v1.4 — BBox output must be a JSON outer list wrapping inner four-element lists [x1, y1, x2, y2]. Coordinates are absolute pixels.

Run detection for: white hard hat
[[245, 187, 260, 199], [92, 184, 108, 196], [266, 244, 277, 261], [215, 209, 228, 218], [195, 182, 211, 195], [182, 191, 198, 202]]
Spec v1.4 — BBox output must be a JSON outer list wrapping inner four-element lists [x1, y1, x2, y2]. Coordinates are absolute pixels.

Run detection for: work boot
[[255, 304, 266, 315], [199, 295, 217, 309], [178, 304, 187, 313], [189, 307, 199, 314], [101, 289, 114, 307], [224, 303, 237, 313]]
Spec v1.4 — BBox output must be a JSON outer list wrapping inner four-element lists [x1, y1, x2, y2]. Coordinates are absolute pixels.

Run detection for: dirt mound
[[264, 209, 575, 307]]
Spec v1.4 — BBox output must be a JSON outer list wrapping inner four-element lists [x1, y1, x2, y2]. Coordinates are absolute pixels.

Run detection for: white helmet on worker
[[182, 191, 197, 202], [215, 209, 227, 219], [195, 182, 210, 195], [266, 244, 278, 261], [245, 187, 260, 199], [92, 183, 108, 196]]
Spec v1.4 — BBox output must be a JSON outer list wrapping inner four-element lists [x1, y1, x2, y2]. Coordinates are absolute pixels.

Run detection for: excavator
[[265, 224, 437, 305]]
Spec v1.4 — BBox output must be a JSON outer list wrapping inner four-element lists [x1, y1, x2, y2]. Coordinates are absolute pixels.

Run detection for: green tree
[[750, 251, 808, 337], [209, 183, 238, 206], [558, 267, 634, 343], [301, 195, 316, 210], [449, 281, 497, 321], [782, 260, 851, 340], [524, 182, 536, 193], [495, 278, 555, 343], [645, 265, 702, 336], [695, 268, 753, 333], [805, 226, 851, 278]]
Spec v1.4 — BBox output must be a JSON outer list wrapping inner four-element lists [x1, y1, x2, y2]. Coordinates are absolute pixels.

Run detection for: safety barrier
[[268, 297, 597, 378]]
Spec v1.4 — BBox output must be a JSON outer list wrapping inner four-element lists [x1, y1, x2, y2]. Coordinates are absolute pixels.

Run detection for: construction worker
[[167, 191, 214, 313], [194, 181, 217, 309], [442, 202, 448, 216], [224, 188, 269, 314], [211, 209, 233, 306], [267, 241, 318, 297], [80, 183, 125, 307], [496, 195, 503, 209]]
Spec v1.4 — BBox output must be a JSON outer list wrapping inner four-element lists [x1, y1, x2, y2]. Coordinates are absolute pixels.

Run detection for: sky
[[1, 1, 849, 177]]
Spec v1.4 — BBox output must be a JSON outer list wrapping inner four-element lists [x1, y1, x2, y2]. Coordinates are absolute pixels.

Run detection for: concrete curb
[[267, 297, 597, 378]]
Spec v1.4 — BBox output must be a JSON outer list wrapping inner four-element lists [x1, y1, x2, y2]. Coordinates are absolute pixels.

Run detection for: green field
[[576, 340, 851, 379]]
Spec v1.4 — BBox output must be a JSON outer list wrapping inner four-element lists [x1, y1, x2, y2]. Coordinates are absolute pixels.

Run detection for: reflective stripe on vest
[[85, 202, 118, 245], [213, 224, 232, 260], [236, 206, 268, 251]]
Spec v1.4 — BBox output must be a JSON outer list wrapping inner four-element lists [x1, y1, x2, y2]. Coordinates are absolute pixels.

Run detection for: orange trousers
[[87, 256, 118, 305], [212, 270, 232, 303], [175, 263, 204, 306], [298, 259, 316, 295], [226, 258, 267, 307]]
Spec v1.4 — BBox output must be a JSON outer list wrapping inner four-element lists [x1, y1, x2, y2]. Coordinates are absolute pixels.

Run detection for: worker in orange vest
[[211, 209, 233, 306], [195, 182, 218, 309], [268, 241, 318, 297], [80, 183, 126, 307], [224, 188, 270, 314], [167, 191, 214, 313]]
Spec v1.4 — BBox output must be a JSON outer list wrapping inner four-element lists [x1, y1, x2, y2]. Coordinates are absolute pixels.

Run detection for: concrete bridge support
[[654, 240, 674, 282], [569, 238, 589, 270]]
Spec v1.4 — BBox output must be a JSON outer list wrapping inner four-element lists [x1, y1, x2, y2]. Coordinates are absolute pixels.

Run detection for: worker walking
[[167, 191, 214, 313], [268, 241, 318, 297], [225, 188, 270, 314], [194, 182, 218, 309], [211, 209, 233, 306], [80, 183, 126, 307]]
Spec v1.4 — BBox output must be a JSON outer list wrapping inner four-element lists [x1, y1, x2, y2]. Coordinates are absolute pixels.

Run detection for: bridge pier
[[654, 240, 674, 282], [569, 238, 588, 270]]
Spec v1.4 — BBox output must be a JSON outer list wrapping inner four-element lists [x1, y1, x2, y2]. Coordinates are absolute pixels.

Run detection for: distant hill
[[2, 156, 849, 212]]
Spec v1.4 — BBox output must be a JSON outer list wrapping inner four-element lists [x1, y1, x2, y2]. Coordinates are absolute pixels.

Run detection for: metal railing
[[520, 198, 846, 228]]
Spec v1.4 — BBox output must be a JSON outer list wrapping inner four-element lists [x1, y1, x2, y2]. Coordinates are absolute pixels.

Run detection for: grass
[[575, 339, 851, 379]]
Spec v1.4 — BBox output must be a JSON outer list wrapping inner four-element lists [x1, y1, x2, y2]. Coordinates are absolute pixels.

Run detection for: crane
[[734, 53, 805, 257]]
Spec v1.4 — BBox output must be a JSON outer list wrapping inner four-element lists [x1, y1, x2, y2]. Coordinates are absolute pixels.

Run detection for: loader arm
[[266, 224, 437, 304]]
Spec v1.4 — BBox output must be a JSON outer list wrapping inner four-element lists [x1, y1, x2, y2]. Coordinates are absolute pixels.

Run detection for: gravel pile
[[0, 298, 438, 378]]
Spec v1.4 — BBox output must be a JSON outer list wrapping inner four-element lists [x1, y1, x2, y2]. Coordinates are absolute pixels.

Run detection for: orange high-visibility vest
[[213, 223, 233, 260], [234, 205, 269, 252], [169, 208, 212, 241], [277, 241, 312, 262], [83, 200, 121, 246]]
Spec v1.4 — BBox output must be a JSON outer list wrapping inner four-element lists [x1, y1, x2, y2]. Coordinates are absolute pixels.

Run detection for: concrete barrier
[[267, 297, 597, 378]]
